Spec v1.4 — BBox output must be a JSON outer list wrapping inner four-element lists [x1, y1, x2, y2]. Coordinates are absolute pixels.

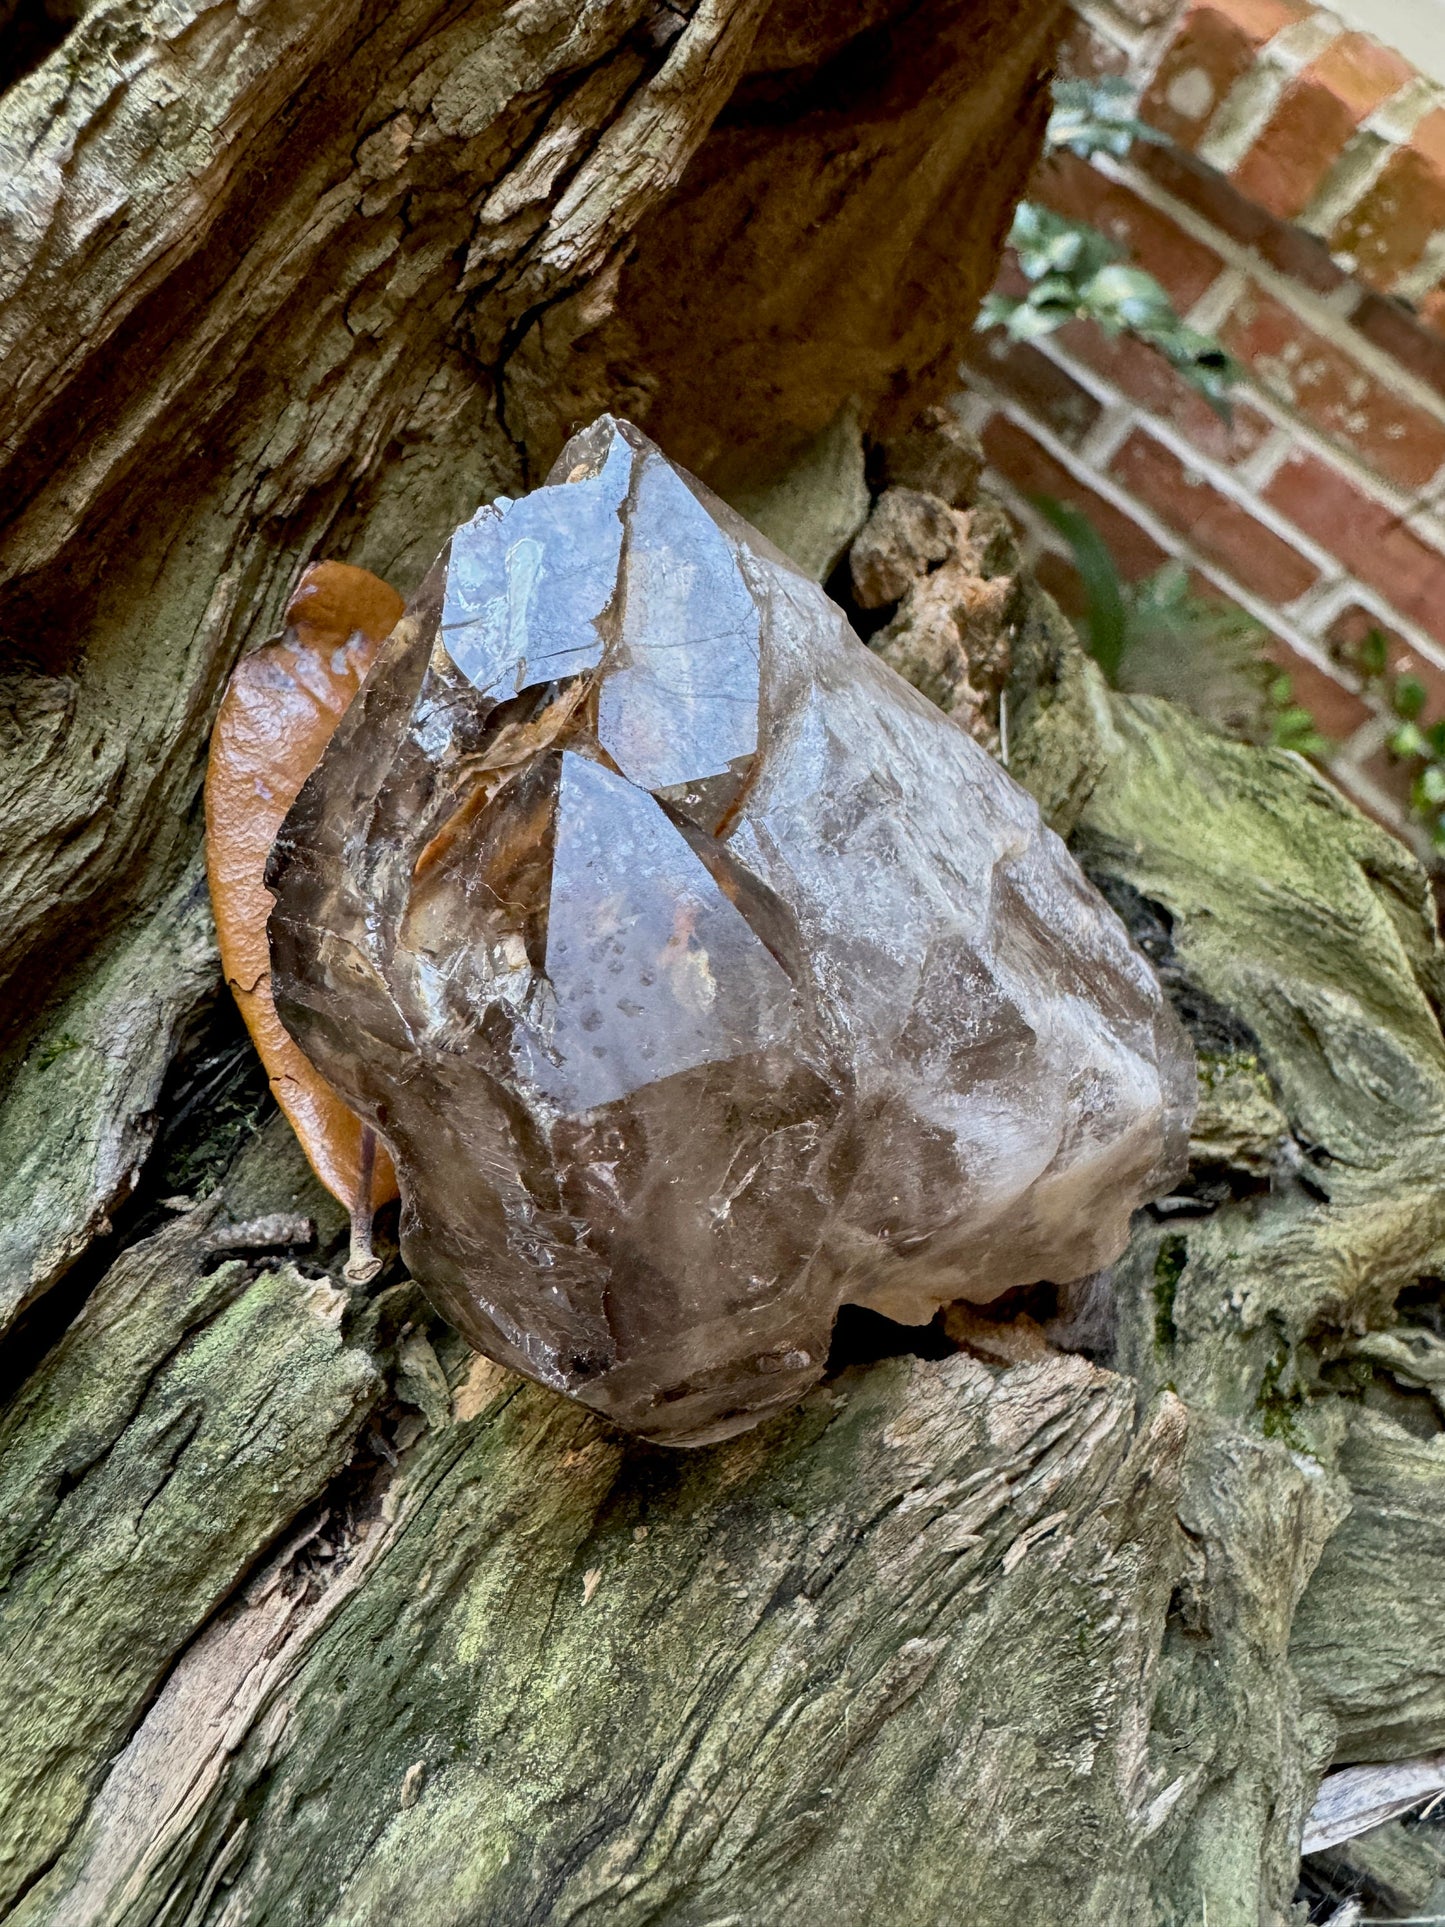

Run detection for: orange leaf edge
[[205, 560, 404, 1213]]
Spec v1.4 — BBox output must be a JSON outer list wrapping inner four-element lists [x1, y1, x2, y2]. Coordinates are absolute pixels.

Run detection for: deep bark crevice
[[0, 0, 77, 92]]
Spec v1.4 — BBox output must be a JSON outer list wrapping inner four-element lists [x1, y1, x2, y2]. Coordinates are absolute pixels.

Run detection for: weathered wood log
[[13, 1314, 1189, 1923], [6, 2, 1445, 1922], [0, 1208, 380, 1912], [11, 551, 1445, 1925], [1293, 1411, 1445, 1764], [0, 0, 1061, 1338], [0, 857, 216, 1330]]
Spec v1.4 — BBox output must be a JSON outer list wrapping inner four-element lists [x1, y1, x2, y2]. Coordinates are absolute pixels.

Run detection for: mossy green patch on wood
[[0, 1217, 381, 1911], [22, 1359, 1188, 1927], [1012, 583, 1445, 1429], [1190, 1050, 1288, 1175], [32, 1033, 81, 1071], [1257, 1322, 1309, 1453], [1154, 1232, 1187, 1352], [0, 859, 219, 1334]]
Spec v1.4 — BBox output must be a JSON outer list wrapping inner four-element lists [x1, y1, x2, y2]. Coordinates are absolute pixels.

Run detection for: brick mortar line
[[979, 366, 1445, 689], [1301, 128, 1399, 243], [1360, 71, 1442, 147], [1175, 259, 1445, 502], [1289, 572, 1381, 631], [1332, 710, 1395, 775], [1196, 17, 1347, 177], [1024, 318, 1339, 498], [968, 402, 1377, 706], [978, 449, 1428, 851], [1234, 425, 1296, 494], [999, 326, 1413, 590], [1075, 395, 1140, 469], [1323, 715, 1434, 859], [1070, 0, 1184, 75], [1092, 146, 1445, 441], [968, 382, 1362, 682], [1295, 572, 1445, 716], [1015, 414, 1445, 707], [1399, 227, 1445, 306], [1184, 262, 1248, 335], [1080, 0, 1443, 286]]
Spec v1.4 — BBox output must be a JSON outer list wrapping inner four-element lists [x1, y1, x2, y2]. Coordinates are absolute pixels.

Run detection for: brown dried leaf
[[205, 561, 404, 1211]]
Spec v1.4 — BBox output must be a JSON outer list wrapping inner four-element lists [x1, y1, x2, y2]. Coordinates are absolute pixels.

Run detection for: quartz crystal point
[[268, 417, 1194, 1446]]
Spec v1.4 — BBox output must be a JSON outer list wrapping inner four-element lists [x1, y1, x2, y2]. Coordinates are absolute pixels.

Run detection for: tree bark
[[5, 3, 1445, 1924]]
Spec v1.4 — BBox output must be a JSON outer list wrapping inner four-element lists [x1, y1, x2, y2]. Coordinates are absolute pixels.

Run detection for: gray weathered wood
[[1305, 1757, 1445, 1854], [0, 1197, 380, 1911], [1293, 1414, 1445, 1765], [17, 1354, 1189, 1926], [0, 856, 217, 1333]]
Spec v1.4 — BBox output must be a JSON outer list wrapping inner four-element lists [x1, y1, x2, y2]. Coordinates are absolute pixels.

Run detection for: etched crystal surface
[[268, 417, 1194, 1446]]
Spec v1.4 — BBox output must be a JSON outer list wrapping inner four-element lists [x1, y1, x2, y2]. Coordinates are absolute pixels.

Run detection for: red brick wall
[[965, 0, 1445, 847]]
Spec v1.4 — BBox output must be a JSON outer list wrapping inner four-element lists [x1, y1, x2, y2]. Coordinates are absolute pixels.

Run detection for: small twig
[[344, 1125, 382, 1285]]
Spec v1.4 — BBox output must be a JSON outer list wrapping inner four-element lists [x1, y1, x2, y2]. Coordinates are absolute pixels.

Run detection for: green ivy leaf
[[1045, 77, 1169, 162], [1356, 627, 1390, 678], [982, 182, 1239, 418], [1389, 721, 1430, 758], [1008, 204, 1119, 282], [1004, 301, 1073, 341], [1394, 675, 1428, 720], [1272, 707, 1329, 757], [975, 293, 1020, 332], [1085, 263, 1174, 322]]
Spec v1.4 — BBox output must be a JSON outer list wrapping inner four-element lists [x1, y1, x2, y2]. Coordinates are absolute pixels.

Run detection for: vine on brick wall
[[978, 77, 1242, 417], [1356, 628, 1445, 851]]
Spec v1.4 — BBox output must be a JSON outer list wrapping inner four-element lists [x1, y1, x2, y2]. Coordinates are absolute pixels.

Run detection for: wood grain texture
[[16, 1346, 1189, 1926], [0, 0, 1061, 1321], [1293, 1412, 1445, 1764], [8, 555, 1443, 1927], [0, 1203, 381, 1911], [0, 0, 1056, 1074], [0, 857, 217, 1334]]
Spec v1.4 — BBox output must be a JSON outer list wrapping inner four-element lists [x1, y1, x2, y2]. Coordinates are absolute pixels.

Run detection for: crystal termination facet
[[268, 418, 1194, 1446]]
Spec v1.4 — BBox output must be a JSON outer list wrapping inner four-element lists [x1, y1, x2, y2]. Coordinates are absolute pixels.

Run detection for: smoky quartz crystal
[[268, 417, 1193, 1445]]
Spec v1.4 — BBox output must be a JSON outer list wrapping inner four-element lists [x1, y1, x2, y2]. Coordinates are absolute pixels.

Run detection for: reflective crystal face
[[268, 416, 1194, 1446], [517, 752, 795, 1115]]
